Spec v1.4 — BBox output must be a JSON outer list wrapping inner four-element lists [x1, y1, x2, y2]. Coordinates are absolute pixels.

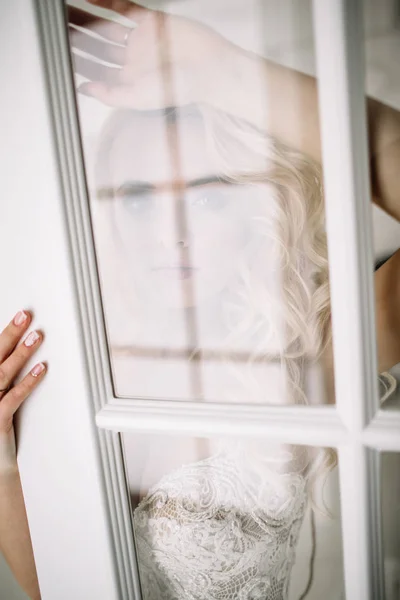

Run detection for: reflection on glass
[[381, 453, 400, 599], [66, 0, 336, 404], [122, 433, 343, 599]]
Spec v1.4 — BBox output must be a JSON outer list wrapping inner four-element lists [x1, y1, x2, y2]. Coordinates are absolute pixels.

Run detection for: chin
[[144, 290, 221, 311], [147, 295, 199, 311]]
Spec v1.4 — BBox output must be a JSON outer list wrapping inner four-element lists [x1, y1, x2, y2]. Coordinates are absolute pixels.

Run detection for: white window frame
[[3, 0, 399, 598]]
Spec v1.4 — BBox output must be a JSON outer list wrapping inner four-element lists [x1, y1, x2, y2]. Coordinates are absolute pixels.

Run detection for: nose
[[155, 197, 189, 249]]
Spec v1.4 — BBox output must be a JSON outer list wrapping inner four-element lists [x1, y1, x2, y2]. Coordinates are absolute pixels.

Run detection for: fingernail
[[14, 310, 28, 326], [31, 363, 45, 377], [24, 331, 40, 347]]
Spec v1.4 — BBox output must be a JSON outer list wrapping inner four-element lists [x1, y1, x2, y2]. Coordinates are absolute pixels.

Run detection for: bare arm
[[0, 311, 46, 599], [374, 249, 400, 372], [0, 464, 41, 600]]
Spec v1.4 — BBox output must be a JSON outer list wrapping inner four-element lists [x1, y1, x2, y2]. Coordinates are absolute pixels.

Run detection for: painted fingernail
[[14, 310, 28, 326], [24, 331, 40, 347], [31, 363, 45, 377]]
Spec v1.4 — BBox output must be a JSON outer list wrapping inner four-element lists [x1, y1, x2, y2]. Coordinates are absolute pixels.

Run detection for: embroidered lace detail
[[133, 445, 308, 600]]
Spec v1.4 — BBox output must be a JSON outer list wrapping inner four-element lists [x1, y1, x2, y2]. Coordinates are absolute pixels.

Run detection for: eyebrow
[[115, 175, 233, 196]]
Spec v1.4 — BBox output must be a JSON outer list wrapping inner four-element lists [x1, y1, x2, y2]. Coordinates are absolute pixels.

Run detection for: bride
[[93, 99, 333, 599], [1, 1, 399, 599]]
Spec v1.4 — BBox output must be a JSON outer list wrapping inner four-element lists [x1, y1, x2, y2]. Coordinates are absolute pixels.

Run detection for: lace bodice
[[133, 445, 308, 600]]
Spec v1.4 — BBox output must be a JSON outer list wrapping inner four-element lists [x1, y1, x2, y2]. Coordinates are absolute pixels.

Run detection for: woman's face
[[106, 111, 270, 310]]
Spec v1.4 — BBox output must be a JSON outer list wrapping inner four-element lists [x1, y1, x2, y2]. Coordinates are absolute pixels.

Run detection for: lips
[[151, 266, 198, 280], [152, 263, 197, 270]]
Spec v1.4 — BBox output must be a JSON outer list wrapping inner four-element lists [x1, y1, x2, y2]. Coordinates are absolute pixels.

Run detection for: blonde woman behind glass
[[92, 101, 331, 598]]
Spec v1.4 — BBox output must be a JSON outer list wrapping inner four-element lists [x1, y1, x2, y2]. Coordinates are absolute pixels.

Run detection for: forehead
[[108, 111, 213, 185]]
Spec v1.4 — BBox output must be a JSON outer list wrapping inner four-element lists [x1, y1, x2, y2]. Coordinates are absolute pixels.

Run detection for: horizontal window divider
[[96, 401, 347, 446]]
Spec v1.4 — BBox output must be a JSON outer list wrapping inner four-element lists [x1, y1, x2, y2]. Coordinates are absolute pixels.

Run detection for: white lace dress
[[133, 445, 308, 600]]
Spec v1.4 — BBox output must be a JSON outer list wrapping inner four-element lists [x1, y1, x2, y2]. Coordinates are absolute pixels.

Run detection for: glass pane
[[66, 1, 335, 405], [381, 452, 400, 599], [121, 432, 344, 599], [365, 1, 400, 408]]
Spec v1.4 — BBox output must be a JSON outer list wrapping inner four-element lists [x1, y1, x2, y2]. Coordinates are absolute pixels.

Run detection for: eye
[[192, 195, 211, 207], [190, 191, 229, 211], [123, 195, 152, 213], [116, 186, 154, 216]]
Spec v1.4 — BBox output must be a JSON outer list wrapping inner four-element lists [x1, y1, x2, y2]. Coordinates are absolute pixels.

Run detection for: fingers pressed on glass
[[68, 4, 134, 44], [72, 52, 121, 85], [0, 310, 32, 364], [69, 27, 125, 66]]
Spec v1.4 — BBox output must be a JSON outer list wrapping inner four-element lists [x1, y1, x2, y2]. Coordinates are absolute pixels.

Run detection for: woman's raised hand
[[0, 311, 46, 472], [69, 0, 242, 109]]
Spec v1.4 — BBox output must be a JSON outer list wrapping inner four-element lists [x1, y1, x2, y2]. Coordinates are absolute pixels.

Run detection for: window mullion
[[312, 0, 379, 431], [313, 1, 382, 599], [338, 445, 385, 599]]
